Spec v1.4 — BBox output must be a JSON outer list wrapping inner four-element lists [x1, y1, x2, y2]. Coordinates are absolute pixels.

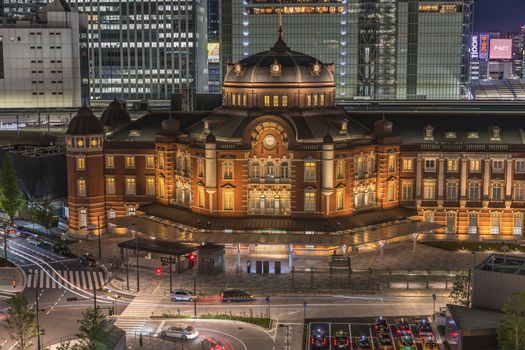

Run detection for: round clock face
[[313, 64, 321, 73], [263, 135, 277, 148], [235, 64, 242, 73], [271, 64, 280, 73]]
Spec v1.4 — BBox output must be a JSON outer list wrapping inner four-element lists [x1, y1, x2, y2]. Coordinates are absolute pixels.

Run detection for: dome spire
[[272, 22, 289, 52]]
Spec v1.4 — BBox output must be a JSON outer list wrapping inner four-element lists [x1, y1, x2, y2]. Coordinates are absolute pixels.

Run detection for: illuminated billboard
[[489, 39, 513, 60], [471, 35, 478, 59], [479, 34, 490, 60], [207, 42, 220, 64]]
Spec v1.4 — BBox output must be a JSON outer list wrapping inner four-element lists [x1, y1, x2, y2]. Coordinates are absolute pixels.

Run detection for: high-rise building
[[2, 0, 209, 105], [221, 0, 473, 100], [0, 0, 88, 108]]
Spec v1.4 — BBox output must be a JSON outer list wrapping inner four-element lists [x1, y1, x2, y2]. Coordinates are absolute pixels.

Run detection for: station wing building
[[66, 30, 525, 247]]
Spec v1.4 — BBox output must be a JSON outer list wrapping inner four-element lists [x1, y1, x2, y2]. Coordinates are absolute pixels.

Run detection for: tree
[[0, 154, 25, 225], [3, 294, 37, 350], [76, 308, 105, 350], [497, 292, 525, 350], [32, 200, 57, 234], [449, 270, 472, 307]]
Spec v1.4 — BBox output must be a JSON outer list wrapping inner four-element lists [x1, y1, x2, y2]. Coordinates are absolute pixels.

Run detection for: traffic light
[[188, 254, 196, 267], [155, 267, 163, 275], [11, 279, 16, 288]]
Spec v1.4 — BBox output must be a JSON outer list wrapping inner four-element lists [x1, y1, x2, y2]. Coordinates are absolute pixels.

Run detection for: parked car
[[416, 319, 433, 337], [160, 324, 199, 340], [79, 253, 97, 266], [170, 290, 196, 302], [310, 328, 328, 349], [27, 237, 42, 247], [220, 289, 255, 302], [378, 332, 394, 349], [332, 330, 350, 350], [4, 227, 19, 237], [355, 336, 371, 350], [374, 316, 389, 333]]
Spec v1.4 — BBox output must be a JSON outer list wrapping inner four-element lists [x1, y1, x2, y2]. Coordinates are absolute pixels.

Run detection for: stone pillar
[[205, 134, 217, 213], [322, 137, 334, 215], [236, 243, 241, 272], [412, 233, 420, 253], [378, 240, 386, 258], [483, 158, 490, 208], [505, 157, 513, 208], [460, 158, 468, 208], [342, 244, 348, 257], [437, 158, 445, 207]]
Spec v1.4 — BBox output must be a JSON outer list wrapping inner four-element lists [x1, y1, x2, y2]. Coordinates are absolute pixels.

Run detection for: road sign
[[160, 256, 177, 264]]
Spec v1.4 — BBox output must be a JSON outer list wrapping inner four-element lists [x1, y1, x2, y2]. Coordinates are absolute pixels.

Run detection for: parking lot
[[307, 316, 438, 350]]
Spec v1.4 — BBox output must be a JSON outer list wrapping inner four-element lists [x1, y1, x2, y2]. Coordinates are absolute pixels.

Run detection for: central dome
[[224, 26, 335, 87]]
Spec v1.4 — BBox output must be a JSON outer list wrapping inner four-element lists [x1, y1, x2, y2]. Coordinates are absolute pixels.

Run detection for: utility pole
[[3, 223, 7, 260], [193, 278, 197, 317], [135, 234, 139, 293], [125, 240, 129, 291], [93, 285, 97, 311], [169, 254, 173, 293]]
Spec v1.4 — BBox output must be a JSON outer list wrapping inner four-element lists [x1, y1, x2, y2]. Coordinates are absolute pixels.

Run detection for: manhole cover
[[238, 327, 243, 330]]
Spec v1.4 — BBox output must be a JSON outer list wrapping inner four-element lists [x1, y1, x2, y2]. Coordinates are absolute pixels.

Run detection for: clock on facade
[[263, 134, 277, 149]]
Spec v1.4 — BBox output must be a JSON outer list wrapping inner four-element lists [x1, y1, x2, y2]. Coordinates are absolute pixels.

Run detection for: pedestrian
[[139, 333, 143, 347]]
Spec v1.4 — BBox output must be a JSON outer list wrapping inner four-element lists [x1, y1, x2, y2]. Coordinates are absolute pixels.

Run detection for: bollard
[[139, 334, 143, 347]]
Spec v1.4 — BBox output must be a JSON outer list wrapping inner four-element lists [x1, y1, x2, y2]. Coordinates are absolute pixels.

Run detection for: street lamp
[[265, 296, 271, 320], [130, 223, 139, 293], [432, 294, 436, 319], [97, 215, 102, 261], [35, 285, 46, 350]]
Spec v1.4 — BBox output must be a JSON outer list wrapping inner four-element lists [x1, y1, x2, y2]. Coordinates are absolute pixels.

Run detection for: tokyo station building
[[66, 30, 525, 260]]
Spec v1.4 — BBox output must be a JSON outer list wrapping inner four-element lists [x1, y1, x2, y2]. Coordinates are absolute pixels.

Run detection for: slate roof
[[66, 106, 103, 135], [352, 114, 525, 145], [447, 304, 501, 331]]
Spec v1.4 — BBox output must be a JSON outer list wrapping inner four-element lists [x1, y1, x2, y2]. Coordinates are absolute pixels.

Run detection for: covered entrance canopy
[[109, 212, 442, 247]]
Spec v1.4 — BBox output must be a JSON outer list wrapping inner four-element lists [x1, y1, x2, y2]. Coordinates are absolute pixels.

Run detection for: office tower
[[0, 0, 88, 108], [221, 0, 473, 100]]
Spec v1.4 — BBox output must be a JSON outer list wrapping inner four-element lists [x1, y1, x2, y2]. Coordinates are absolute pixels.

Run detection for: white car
[[170, 290, 196, 302], [161, 324, 199, 340]]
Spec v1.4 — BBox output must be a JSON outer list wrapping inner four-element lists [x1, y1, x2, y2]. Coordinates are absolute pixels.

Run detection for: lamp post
[[125, 240, 129, 291], [265, 296, 271, 320], [432, 294, 437, 319], [3, 222, 7, 260], [131, 224, 139, 293], [97, 215, 102, 261], [35, 285, 46, 350]]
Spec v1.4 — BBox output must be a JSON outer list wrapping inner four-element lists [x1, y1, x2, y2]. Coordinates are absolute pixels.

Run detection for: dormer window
[[424, 126, 434, 141], [489, 126, 501, 141], [129, 129, 142, 137], [467, 132, 479, 139], [445, 131, 456, 139], [340, 120, 348, 134]]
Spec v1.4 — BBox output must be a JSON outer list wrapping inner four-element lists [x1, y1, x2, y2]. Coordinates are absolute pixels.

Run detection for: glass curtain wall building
[[2, 0, 209, 104], [221, 0, 473, 100]]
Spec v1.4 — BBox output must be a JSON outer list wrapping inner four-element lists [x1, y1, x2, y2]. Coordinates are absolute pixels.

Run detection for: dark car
[[333, 330, 350, 350], [220, 289, 255, 302], [52, 244, 71, 255], [416, 320, 433, 336], [395, 319, 412, 335], [374, 316, 389, 333], [310, 328, 328, 349], [79, 252, 97, 266], [378, 333, 394, 349], [356, 336, 371, 350]]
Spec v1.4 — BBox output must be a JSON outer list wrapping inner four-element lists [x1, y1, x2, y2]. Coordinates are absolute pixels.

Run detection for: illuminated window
[[313, 94, 318, 106], [146, 177, 155, 196], [105, 155, 114, 168], [515, 182, 525, 201], [469, 182, 481, 201], [516, 160, 525, 173], [336, 160, 345, 179], [223, 189, 234, 210], [304, 161, 316, 181], [125, 156, 135, 168], [280, 162, 289, 178], [158, 152, 165, 169], [447, 160, 458, 172], [125, 177, 136, 195], [127, 207, 136, 216], [197, 158, 204, 178], [470, 160, 481, 172], [242, 94, 247, 106], [446, 212, 456, 234], [250, 161, 260, 179], [105, 176, 116, 195], [387, 180, 395, 201], [158, 175, 166, 198], [198, 186, 205, 208], [336, 189, 344, 210], [491, 212, 501, 235], [273, 95, 279, 107], [146, 155, 155, 169], [282, 95, 288, 107], [306, 95, 312, 107], [514, 212, 523, 235], [76, 157, 85, 170], [319, 94, 325, 106], [423, 180, 436, 200], [401, 180, 413, 200], [402, 159, 413, 172], [468, 212, 478, 234], [387, 154, 396, 172], [446, 182, 458, 200], [107, 209, 116, 219], [223, 160, 234, 179], [78, 208, 87, 228], [77, 178, 86, 197], [304, 191, 316, 212], [491, 182, 503, 201], [492, 160, 504, 173], [264, 96, 270, 107]]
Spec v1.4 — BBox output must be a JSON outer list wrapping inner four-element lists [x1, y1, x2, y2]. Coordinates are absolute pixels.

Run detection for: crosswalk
[[115, 296, 156, 333], [25, 269, 106, 290]]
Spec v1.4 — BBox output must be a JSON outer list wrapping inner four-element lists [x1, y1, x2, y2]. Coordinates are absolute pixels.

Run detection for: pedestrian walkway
[[114, 295, 157, 334], [25, 268, 105, 290]]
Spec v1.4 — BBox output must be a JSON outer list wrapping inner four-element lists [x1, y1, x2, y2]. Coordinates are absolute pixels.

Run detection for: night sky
[[475, 0, 525, 32]]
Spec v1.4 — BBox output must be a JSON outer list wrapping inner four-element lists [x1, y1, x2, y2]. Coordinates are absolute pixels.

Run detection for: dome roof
[[224, 27, 335, 87], [161, 118, 181, 137], [100, 99, 131, 128], [66, 106, 103, 135]]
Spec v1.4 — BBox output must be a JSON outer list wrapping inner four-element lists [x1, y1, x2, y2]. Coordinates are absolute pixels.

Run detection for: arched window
[[158, 175, 166, 198], [250, 162, 260, 179], [266, 162, 275, 178]]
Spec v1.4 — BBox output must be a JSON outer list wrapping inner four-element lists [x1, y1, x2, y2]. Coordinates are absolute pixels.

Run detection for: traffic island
[[149, 312, 272, 329], [0, 258, 26, 294]]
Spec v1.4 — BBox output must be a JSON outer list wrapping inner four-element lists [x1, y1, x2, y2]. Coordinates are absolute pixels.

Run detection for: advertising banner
[[479, 34, 490, 60], [489, 39, 513, 60]]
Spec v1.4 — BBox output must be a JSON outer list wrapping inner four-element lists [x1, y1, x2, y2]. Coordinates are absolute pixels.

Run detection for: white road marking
[[155, 320, 166, 335]]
